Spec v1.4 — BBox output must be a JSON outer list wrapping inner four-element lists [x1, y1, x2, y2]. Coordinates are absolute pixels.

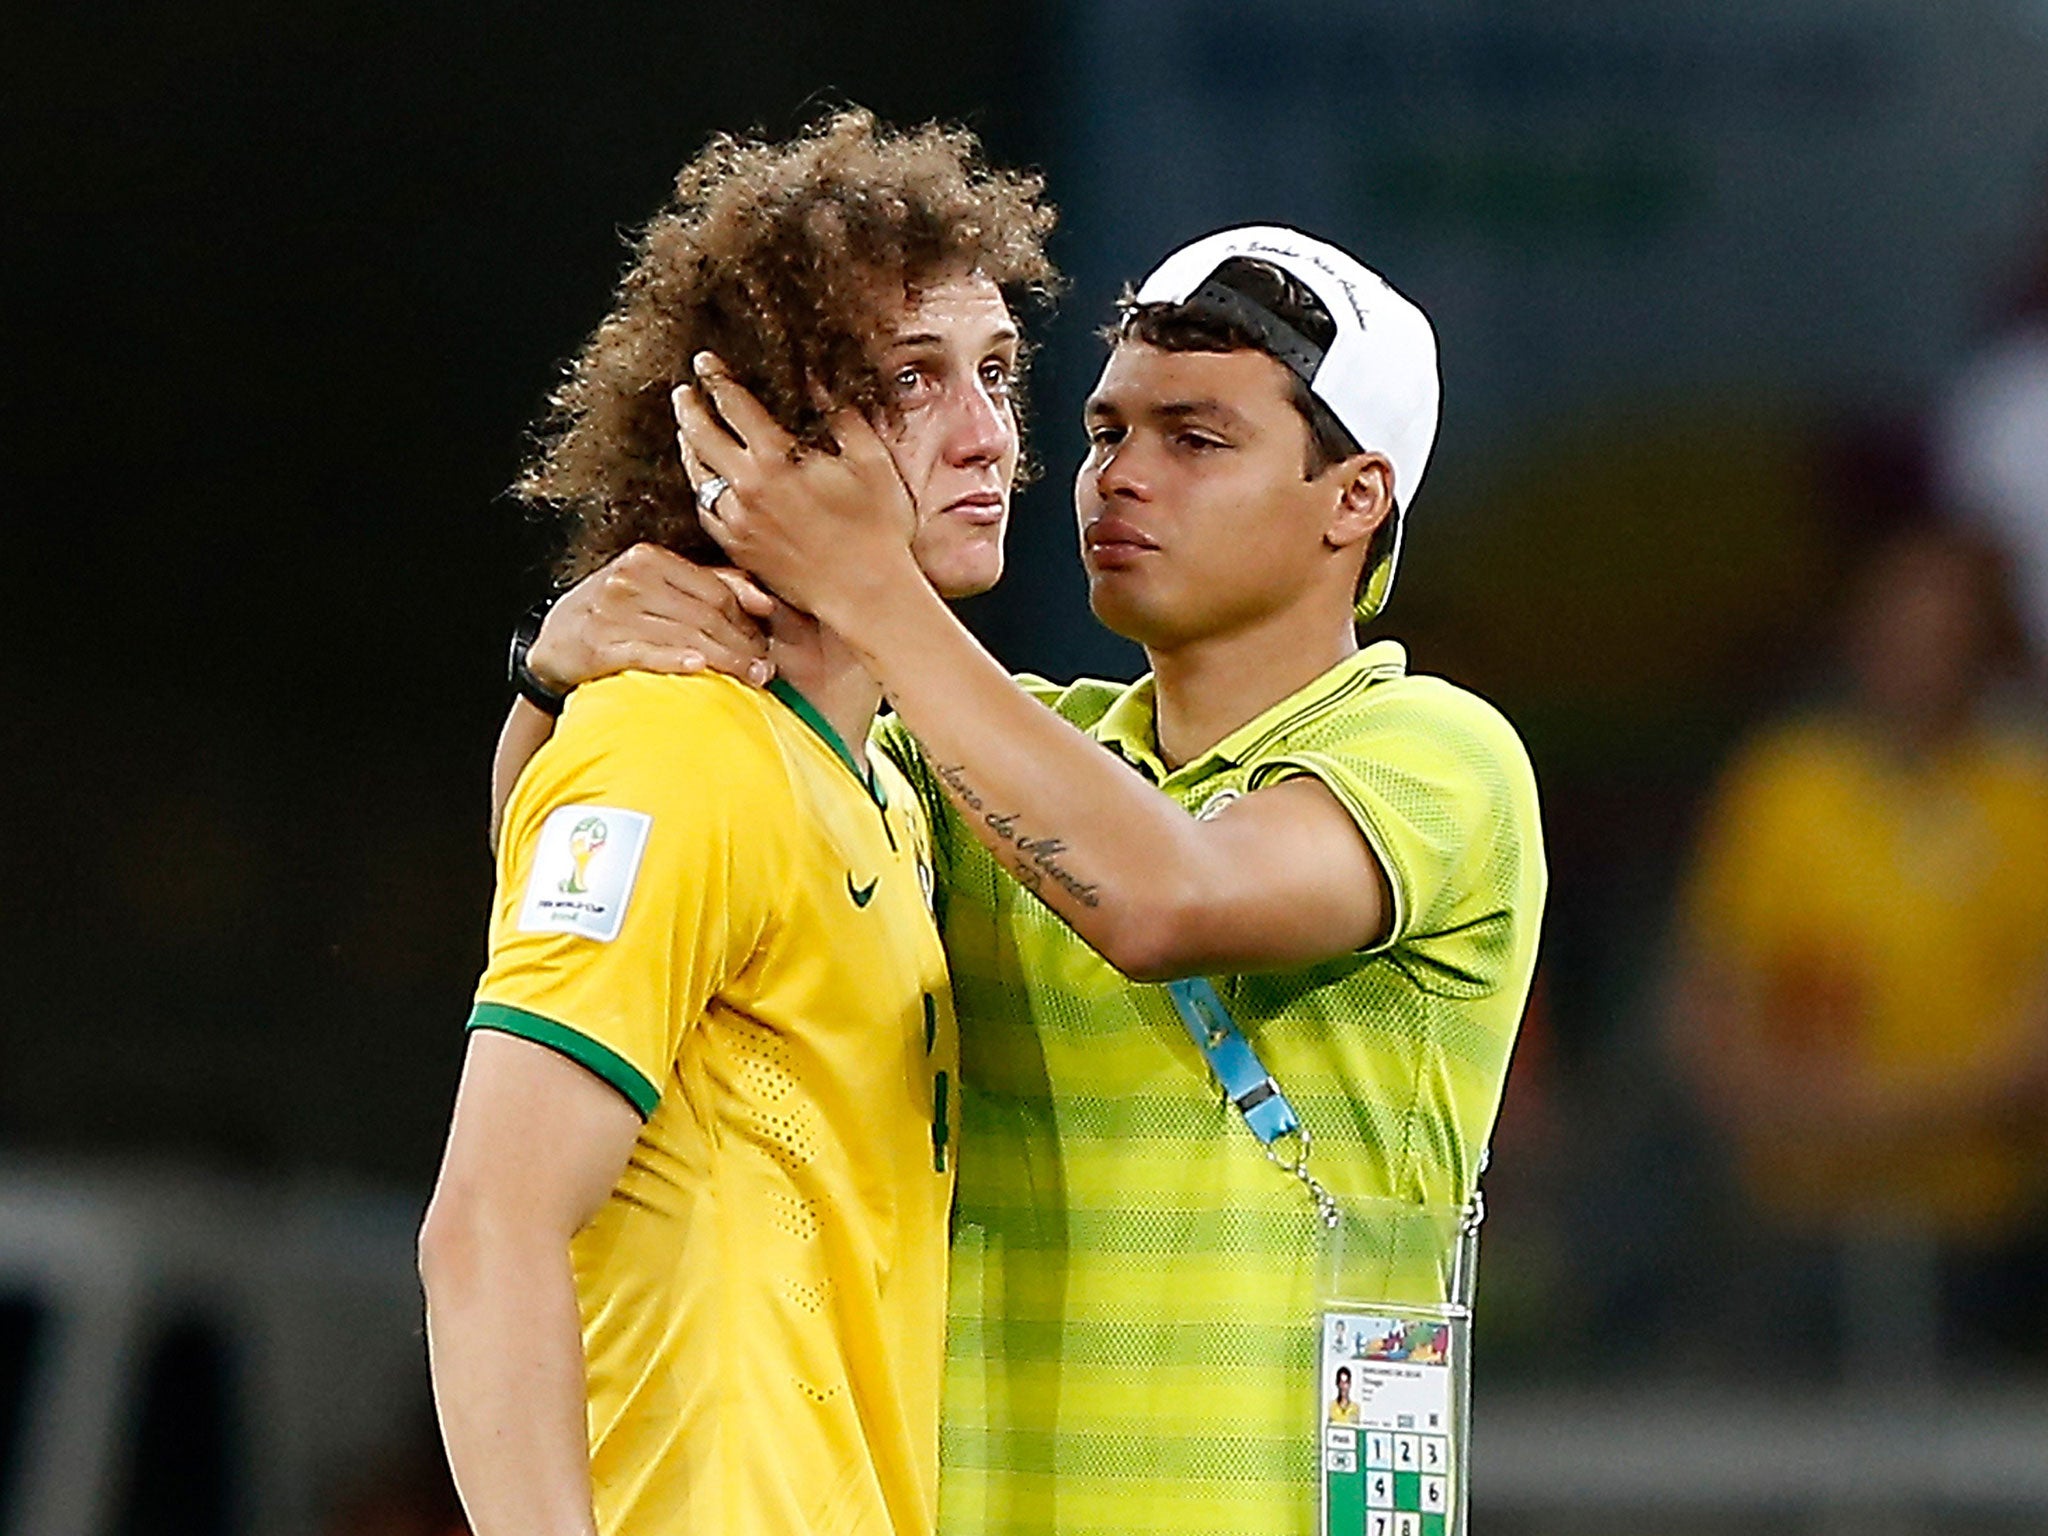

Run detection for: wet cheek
[[1072, 462, 1098, 517], [882, 414, 941, 487]]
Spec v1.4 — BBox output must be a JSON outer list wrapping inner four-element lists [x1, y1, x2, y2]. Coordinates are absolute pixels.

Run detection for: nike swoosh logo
[[847, 874, 879, 908]]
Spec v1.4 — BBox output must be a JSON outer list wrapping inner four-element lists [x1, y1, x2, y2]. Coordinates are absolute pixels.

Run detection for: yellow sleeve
[[470, 672, 787, 1117], [1249, 679, 1545, 981]]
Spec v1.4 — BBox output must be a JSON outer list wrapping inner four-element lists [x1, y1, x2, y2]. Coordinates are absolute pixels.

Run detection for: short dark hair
[[1109, 256, 1398, 606], [1110, 257, 1360, 478]]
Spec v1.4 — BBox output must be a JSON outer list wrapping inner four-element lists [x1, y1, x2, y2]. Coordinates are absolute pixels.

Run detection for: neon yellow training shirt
[[473, 670, 958, 1536], [877, 641, 1546, 1536]]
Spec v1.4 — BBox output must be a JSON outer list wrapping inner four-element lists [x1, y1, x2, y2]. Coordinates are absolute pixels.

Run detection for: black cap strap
[[1183, 276, 1327, 386]]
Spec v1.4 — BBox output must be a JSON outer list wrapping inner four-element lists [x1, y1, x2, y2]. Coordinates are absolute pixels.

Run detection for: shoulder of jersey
[[1342, 670, 1538, 774], [553, 672, 793, 786], [566, 671, 781, 741]]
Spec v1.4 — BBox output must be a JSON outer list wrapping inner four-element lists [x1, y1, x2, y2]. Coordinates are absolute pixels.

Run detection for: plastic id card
[[1317, 1302, 1469, 1536]]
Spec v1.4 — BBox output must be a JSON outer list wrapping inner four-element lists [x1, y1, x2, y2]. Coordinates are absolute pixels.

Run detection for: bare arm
[[491, 701, 558, 853], [679, 371, 1391, 979], [821, 568, 1385, 977], [488, 549, 777, 848], [418, 1031, 643, 1536]]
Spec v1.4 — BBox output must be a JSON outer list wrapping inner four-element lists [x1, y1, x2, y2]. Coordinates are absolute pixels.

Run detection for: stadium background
[[8, 1, 2048, 1531]]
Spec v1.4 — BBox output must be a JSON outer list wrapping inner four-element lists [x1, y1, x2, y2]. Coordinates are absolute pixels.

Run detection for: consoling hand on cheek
[[672, 353, 922, 628]]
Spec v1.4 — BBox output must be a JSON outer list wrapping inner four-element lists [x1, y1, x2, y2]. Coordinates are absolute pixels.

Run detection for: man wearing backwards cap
[[507, 225, 1546, 1535]]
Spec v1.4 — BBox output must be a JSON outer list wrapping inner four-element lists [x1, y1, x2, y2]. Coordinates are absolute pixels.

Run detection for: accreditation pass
[[1318, 1309, 1457, 1536]]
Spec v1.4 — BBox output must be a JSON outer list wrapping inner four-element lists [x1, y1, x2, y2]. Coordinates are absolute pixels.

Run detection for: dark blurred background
[[9, 2, 2048, 1532], [7, 0, 1055, 1182]]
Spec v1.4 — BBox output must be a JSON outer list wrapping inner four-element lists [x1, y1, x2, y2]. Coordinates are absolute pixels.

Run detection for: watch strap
[[508, 597, 568, 717]]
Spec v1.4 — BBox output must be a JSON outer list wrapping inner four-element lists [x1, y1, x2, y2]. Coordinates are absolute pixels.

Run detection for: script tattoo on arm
[[933, 762, 1101, 908]]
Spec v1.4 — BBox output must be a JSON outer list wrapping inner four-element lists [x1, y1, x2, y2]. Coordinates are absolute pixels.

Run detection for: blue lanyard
[[1165, 976, 1302, 1145]]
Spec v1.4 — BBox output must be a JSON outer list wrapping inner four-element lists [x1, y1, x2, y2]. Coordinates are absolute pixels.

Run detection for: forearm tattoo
[[933, 762, 1101, 908]]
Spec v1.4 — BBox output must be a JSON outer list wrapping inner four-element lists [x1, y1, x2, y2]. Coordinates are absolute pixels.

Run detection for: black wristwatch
[[508, 597, 568, 717]]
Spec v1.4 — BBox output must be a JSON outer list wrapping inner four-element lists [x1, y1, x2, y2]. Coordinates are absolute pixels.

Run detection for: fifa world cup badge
[[518, 803, 653, 942]]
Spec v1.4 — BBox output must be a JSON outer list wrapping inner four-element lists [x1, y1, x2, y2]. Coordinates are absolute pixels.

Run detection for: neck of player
[[1146, 602, 1360, 771], [769, 610, 886, 759]]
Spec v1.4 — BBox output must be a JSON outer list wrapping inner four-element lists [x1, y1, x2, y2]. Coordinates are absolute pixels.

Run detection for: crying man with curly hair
[[419, 109, 1056, 1536]]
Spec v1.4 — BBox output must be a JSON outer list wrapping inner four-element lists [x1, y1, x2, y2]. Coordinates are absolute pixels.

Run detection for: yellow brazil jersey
[[1683, 712, 2048, 1231], [876, 641, 1546, 1536], [471, 670, 958, 1536]]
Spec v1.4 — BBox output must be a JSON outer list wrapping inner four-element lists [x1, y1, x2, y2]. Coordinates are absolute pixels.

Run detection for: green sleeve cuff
[[467, 1002, 662, 1120]]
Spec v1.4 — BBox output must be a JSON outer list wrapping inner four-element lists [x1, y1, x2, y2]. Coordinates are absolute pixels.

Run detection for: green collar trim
[[766, 677, 883, 807], [1092, 641, 1409, 783]]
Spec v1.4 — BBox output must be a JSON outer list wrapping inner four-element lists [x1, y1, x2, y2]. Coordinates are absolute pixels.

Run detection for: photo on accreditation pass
[[1319, 1311, 1457, 1536]]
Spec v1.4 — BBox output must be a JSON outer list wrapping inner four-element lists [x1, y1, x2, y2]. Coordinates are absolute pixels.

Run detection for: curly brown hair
[[518, 108, 1059, 582]]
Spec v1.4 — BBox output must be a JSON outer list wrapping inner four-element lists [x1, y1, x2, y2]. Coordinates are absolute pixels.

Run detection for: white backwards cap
[[1133, 225, 1440, 619]]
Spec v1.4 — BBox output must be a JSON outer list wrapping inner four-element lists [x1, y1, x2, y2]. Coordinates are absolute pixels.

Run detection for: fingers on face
[[825, 405, 909, 490], [826, 404, 880, 463]]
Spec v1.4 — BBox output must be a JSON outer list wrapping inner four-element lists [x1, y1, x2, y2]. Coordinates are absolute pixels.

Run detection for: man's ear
[[1323, 455, 1393, 552]]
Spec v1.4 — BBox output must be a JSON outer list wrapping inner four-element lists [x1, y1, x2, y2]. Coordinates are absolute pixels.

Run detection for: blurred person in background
[[418, 111, 1054, 1536], [1664, 521, 2048, 1371], [510, 227, 1546, 1535], [1936, 161, 2048, 661]]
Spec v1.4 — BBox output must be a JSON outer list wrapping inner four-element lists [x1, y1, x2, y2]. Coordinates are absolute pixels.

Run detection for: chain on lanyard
[[1449, 1151, 1487, 1310], [1168, 976, 1490, 1253], [1166, 976, 1340, 1227], [1261, 1122, 1341, 1230]]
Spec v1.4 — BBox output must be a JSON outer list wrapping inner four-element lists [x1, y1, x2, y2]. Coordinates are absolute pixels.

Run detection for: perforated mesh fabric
[[479, 673, 958, 1535], [876, 642, 1545, 1536]]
